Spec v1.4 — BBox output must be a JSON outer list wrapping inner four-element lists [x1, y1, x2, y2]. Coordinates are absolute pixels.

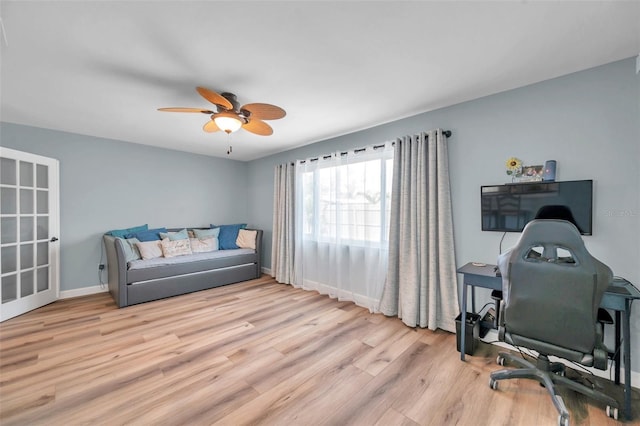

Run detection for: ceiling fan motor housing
[[220, 92, 240, 111]]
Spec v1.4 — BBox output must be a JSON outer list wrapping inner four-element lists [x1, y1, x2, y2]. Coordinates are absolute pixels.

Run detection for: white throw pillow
[[236, 229, 257, 250], [136, 240, 163, 260]]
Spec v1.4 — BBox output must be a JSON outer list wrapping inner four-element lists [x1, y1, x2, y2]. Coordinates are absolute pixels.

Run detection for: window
[[298, 147, 393, 247], [294, 143, 394, 312]]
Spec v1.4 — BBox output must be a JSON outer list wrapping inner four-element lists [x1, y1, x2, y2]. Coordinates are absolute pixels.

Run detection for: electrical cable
[[498, 231, 507, 254], [476, 302, 493, 316], [608, 339, 623, 382], [98, 237, 106, 287]]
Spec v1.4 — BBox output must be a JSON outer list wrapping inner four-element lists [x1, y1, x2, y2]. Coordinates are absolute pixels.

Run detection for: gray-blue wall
[[247, 57, 639, 372], [0, 124, 249, 292]]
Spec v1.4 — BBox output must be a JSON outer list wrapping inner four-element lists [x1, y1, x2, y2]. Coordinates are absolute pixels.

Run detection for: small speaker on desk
[[543, 160, 557, 181]]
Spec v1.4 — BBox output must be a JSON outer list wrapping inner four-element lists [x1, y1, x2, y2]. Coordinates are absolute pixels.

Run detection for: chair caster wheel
[[496, 355, 505, 366], [558, 414, 569, 426], [606, 405, 619, 420], [489, 378, 498, 390]]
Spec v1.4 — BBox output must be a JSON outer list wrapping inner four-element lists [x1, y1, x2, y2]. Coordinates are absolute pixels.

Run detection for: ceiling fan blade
[[241, 103, 286, 120], [242, 119, 273, 136], [196, 87, 233, 110], [203, 119, 220, 133], [158, 107, 214, 114]]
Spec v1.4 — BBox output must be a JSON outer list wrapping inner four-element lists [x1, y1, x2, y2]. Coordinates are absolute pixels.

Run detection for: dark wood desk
[[457, 262, 640, 420]]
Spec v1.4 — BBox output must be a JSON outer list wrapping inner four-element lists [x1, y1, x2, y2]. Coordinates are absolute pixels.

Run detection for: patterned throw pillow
[[189, 237, 218, 253], [160, 238, 192, 258]]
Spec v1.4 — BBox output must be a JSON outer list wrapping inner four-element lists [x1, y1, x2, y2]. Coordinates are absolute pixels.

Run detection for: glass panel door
[[0, 148, 59, 321]]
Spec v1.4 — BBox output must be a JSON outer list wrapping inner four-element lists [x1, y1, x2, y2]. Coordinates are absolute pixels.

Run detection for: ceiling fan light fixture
[[214, 112, 243, 134]]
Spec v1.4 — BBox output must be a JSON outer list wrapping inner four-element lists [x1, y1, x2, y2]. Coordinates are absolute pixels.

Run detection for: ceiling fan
[[158, 87, 286, 136]]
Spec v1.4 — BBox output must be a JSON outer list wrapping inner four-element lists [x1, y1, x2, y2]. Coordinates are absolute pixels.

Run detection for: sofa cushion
[[161, 238, 192, 258], [212, 224, 247, 250], [136, 240, 163, 260], [131, 227, 168, 242], [126, 248, 257, 283], [236, 229, 257, 250], [107, 224, 148, 238]]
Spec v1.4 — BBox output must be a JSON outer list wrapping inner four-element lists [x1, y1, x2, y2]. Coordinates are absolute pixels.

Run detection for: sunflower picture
[[505, 157, 522, 176]]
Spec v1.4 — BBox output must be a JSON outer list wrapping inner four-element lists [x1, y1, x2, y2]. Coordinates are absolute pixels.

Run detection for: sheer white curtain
[[271, 162, 295, 284], [294, 144, 393, 311], [379, 130, 459, 332]]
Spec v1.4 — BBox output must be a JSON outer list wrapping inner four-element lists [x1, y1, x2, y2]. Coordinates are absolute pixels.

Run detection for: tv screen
[[481, 180, 593, 235]]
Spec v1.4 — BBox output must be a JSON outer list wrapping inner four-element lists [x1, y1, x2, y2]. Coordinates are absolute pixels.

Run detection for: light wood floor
[[1, 275, 637, 425]]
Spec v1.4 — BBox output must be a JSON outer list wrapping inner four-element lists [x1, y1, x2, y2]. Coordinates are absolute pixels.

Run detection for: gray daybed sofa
[[104, 228, 262, 307]]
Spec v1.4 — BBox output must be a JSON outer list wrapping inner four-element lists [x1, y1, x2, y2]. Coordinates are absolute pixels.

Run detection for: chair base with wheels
[[489, 351, 619, 425]]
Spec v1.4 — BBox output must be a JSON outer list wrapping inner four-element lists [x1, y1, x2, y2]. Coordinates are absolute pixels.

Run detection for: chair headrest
[[515, 219, 585, 254]]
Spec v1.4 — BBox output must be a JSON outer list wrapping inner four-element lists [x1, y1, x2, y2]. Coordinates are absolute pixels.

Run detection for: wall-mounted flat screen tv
[[481, 180, 593, 235]]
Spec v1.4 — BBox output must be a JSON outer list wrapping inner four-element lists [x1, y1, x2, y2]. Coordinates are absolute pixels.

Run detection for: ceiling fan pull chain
[[227, 145, 233, 155]]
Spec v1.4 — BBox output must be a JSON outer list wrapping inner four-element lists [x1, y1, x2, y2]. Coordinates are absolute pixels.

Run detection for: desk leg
[[460, 282, 467, 361], [471, 284, 476, 314], [622, 300, 632, 420], [615, 311, 621, 385]]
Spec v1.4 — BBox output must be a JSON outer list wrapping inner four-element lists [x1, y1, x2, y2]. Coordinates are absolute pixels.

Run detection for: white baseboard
[[261, 266, 272, 275], [480, 329, 640, 388], [60, 284, 108, 299]]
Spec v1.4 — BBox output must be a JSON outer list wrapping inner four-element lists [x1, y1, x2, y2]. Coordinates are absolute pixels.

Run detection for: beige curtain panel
[[271, 162, 296, 284], [379, 129, 459, 332]]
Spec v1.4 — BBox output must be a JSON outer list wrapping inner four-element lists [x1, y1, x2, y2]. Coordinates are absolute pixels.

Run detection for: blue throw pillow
[[210, 224, 246, 249], [107, 224, 148, 238], [130, 227, 168, 242], [193, 228, 220, 239], [159, 228, 189, 241], [116, 237, 141, 262]]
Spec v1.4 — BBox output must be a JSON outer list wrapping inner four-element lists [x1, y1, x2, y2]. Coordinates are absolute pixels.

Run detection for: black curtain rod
[[294, 130, 452, 165]]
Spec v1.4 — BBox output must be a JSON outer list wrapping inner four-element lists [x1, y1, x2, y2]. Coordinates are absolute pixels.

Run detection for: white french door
[[0, 147, 60, 322]]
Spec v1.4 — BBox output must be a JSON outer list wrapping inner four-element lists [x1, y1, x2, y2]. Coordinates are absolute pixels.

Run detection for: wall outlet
[[98, 264, 105, 270]]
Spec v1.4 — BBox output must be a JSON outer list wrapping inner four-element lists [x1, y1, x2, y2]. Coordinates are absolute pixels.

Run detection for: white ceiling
[[1, 1, 638, 161]]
